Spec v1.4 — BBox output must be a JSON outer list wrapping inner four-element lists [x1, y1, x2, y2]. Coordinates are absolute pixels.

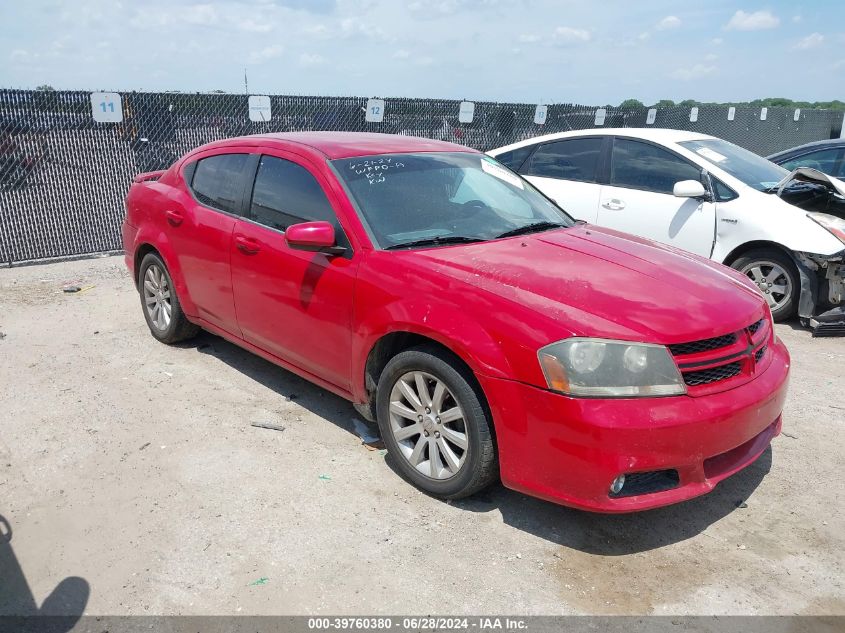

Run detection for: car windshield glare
[[678, 139, 788, 192], [331, 152, 574, 249]]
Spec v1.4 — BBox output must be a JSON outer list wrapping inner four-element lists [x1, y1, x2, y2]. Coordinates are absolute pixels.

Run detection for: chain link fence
[[1, 89, 843, 264]]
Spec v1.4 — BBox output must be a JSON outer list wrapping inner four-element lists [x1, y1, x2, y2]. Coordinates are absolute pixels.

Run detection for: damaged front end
[[774, 167, 845, 336]]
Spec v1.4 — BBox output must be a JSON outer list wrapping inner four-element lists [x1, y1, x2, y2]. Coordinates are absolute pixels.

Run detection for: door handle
[[235, 235, 260, 255], [601, 199, 626, 211], [165, 209, 183, 226]]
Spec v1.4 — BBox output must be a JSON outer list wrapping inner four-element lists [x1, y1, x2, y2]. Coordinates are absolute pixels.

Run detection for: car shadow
[[185, 331, 772, 555], [451, 447, 772, 555], [0, 514, 90, 628]]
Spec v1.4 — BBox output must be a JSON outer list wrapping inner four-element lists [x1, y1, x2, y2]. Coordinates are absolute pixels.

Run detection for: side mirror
[[284, 221, 345, 256], [673, 180, 707, 199]]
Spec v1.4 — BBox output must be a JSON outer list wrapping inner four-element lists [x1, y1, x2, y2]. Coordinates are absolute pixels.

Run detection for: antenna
[[244, 68, 249, 95]]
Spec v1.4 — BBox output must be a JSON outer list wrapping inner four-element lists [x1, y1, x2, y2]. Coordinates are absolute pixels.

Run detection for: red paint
[[123, 132, 790, 512]]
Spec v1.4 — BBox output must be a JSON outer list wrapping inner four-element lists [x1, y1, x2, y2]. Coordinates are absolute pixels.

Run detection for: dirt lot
[[0, 255, 843, 616]]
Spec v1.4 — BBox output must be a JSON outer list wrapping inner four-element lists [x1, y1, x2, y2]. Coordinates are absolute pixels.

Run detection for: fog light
[[609, 475, 626, 495]]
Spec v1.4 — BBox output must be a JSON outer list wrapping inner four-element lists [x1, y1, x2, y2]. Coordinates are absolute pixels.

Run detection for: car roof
[[767, 138, 845, 160], [488, 127, 716, 154], [199, 132, 475, 160]]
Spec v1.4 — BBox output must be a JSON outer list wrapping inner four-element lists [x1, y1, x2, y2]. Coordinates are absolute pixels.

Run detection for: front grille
[[747, 319, 764, 335], [683, 362, 742, 386], [668, 333, 737, 356], [754, 345, 767, 363], [610, 470, 680, 498]]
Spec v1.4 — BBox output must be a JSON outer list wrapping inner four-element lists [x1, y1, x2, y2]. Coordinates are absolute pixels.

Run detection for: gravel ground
[[0, 255, 843, 616]]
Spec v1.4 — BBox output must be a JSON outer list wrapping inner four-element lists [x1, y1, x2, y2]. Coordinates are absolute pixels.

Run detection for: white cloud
[[554, 26, 591, 43], [638, 32, 650, 41], [393, 49, 410, 59], [518, 33, 541, 43], [340, 17, 387, 40], [704, 53, 718, 61], [725, 10, 780, 31], [238, 19, 273, 33], [248, 44, 284, 64], [711, 37, 723, 45], [670, 63, 717, 81], [793, 32, 824, 50], [299, 53, 325, 66], [656, 15, 681, 31], [10, 49, 31, 62], [792, 15, 802, 23]]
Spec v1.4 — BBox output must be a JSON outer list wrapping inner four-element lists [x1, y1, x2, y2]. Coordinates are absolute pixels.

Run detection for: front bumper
[[479, 337, 790, 513]]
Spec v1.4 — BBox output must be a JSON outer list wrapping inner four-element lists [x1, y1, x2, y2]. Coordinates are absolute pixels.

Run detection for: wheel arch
[[720, 240, 798, 267], [130, 234, 197, 316]]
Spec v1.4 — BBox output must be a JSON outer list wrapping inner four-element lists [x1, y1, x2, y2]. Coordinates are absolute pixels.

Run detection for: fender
[[129, 227, 198, 318], [350, 299, 515, 403]]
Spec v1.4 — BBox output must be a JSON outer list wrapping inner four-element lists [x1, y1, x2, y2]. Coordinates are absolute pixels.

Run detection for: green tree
[[618, 98, 645, 109]]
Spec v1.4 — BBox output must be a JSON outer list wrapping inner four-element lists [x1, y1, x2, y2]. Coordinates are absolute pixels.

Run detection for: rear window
[[190, 153, 249, 214], [493, 145, 534, 171], [523, 137, 603, 182]]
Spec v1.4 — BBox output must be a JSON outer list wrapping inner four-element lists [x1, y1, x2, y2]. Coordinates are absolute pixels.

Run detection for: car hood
[[409, 225, 765, 343], [773, 167, 845, 220]]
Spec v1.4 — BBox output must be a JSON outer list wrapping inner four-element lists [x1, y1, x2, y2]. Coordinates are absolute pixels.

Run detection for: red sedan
[[122, 132, 790, 512]]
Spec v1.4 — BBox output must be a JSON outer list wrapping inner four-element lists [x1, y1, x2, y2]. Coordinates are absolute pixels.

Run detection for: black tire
[[376, 344, 498, 499], [138, 252, 199, 344], [730, 248, 800, 322]]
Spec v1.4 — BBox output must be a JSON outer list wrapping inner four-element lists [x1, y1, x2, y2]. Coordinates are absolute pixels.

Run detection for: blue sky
[[1, 0, 843, 104]]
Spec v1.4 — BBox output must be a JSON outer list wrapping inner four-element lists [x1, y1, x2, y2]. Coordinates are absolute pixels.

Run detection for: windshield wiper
[[494, 221, 566, 239], [384, 235, 486, 250]]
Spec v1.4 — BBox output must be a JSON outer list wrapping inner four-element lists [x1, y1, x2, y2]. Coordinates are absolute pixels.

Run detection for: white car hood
[[775, 167, 845, 198]]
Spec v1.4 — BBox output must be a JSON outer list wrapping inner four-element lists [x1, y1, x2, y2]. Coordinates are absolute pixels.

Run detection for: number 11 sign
[[90, 92, 123, 123]]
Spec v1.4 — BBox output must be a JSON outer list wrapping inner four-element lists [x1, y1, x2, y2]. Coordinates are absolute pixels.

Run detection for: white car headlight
[[808, 212, 845, 245], [538, 338, 686, 398]]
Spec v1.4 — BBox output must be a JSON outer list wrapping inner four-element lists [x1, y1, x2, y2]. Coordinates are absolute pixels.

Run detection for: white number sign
[[594, 108, 606, 126], [458, 101, 475, 124], [366, 98, 385, 123], [689, 107, 699, 123], [760, 107, 768, 121], [248, 95, 272, 122], [793, 108, 801, 122], [534, 104, 548, 125], [90, 92, 123, 123], [728, 106, 736, 121], [646, 108, 657, 125]]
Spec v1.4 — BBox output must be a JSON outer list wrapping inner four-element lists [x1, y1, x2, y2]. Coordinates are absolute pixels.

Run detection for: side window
[[711, 178, 738, 202], [494, 146, 534, 172], [190, 154, 249, 214], [523, 138, 603, 182], [611, 138, 701, 194], [250, 155, 338, 231], [780, 148, 843, 177]]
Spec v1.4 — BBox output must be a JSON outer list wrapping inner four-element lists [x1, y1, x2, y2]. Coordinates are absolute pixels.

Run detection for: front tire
[[376, 345, 498, 499], [138, 252, 199, 344], [731, 249, 799, 322]]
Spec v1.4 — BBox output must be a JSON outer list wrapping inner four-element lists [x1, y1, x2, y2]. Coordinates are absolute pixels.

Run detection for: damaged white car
[[488, 129, 845, 334]]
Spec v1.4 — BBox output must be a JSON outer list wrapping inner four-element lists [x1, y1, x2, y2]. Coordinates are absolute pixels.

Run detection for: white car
[[489, 129, 845, 332]]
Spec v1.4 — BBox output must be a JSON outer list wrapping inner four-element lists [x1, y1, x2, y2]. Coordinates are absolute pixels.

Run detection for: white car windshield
[[332, 152, 574, 249], [679, 139, 789, 192]]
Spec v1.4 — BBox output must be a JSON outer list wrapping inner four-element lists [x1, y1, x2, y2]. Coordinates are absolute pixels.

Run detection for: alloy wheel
[[740, 260, 793, 312], [143, 264, 172, 331], [388, 371, 468, 480]]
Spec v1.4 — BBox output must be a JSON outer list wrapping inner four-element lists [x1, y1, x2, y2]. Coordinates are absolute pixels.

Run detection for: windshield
[[678, 139, 788, 192], [331, 152, 574, 249]]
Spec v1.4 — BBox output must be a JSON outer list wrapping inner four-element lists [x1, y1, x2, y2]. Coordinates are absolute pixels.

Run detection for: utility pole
[[244, 68, 249, 95]]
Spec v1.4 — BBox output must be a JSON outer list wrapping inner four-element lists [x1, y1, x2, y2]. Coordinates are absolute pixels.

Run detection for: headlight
[[538, 338, 686, 398], [808, 212, 845, 245]]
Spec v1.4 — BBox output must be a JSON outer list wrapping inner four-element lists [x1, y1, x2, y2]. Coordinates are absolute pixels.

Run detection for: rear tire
[[731, 249, 799, 322], [138, 252, 199, 344], [376, 344, 498, 499]]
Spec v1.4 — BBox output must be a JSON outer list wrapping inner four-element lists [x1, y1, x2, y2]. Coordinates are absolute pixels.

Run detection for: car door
[[230, 152, 358, 392], [517, 137, 605, 222], [596, 137, 716, 257], [779, 147, 845, 178], [171, 151, 251, 333]]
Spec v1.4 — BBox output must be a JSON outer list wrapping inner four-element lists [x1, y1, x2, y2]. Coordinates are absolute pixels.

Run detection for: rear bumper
[[480, 337, 790, 513], [122, 221, 138, 285]]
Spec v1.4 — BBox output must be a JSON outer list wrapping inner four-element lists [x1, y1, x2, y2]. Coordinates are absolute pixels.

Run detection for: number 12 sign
[[91, 92, 123, 123]]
